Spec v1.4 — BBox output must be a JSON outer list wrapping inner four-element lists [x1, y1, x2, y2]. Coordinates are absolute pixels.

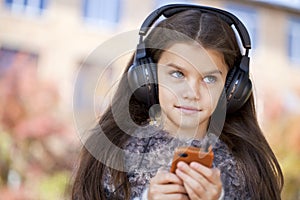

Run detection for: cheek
[[212, 88, 224, 110], [202, 86, 224, 109], [158, 85, 177, 105]]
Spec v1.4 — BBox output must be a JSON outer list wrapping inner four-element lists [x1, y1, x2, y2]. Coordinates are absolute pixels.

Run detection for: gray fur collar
[[104, 125, 251, 200]]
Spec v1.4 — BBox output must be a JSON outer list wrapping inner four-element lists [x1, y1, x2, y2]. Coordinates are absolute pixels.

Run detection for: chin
[[178, 120, 202, 128], [178, 115, 209, 127]]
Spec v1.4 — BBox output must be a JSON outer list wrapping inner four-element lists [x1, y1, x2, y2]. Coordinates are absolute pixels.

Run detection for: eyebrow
[[164, 63, 223, 75], [165, 63, 186, 71], [203, 69, 223, 76]]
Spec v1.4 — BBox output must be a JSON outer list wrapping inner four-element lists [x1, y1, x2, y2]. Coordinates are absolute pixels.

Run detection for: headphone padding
[[225, 66, 237, 91], [226, 67, 252, 113], [127, 57, 158, 108]]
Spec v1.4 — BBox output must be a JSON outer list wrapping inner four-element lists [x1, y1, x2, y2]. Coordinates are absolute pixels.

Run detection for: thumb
[[157, 166, 168, 173]]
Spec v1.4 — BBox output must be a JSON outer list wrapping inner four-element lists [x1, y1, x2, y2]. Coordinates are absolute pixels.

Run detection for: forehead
[[158, 42, 228, 73]]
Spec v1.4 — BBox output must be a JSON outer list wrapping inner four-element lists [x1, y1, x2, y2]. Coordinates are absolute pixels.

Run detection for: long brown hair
[[71, 10, 283, 199]]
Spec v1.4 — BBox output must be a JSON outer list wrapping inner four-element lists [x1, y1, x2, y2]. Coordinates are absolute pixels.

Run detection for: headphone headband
[[139, 4, 251, 52]]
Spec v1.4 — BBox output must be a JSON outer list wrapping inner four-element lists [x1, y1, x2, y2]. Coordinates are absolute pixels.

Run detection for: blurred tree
[[0, 50, 77, 200], [262, 88, 300, 200]]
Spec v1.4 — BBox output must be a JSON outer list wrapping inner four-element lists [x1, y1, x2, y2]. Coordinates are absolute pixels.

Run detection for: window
[[0, 47, 38, 78], [82, 0, 121, 27], [0, 48, 17, 76], [288, 17, 300, 64], [4, 0, 47, 15], [253, 0, 300, 10], [225, 4, 258, 52]]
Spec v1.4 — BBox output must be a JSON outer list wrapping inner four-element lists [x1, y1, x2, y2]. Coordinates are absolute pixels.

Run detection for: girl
[[71, 4, 284, 200]]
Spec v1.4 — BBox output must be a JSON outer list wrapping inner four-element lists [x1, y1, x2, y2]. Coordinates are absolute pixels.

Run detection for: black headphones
[[127, 4, 252, 114]]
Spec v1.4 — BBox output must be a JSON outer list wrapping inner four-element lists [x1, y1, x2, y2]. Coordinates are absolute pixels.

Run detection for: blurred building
[[0, 0, 300, 122]]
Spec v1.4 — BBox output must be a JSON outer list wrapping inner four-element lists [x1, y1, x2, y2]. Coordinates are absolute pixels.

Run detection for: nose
[[182, 79, 201, 100]]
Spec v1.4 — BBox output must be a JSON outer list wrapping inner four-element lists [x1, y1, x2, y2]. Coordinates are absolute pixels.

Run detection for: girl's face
[[157, 42, 228, 139]]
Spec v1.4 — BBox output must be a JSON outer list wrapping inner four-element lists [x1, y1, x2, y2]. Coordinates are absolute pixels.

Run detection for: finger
[[160, 194, 189, 200], [190, 162, 221, 185], [185, 181, 220, 200], [150, 183, 187, 194], [167, 193, 189, 200], [178, 169, 220, 200], [157, 166, 169, 172], [176, 162, 222, 199], [151, 170, 183, 185], [177, 161, 209, 186], [176, 168, 207, 197], [183, 181, 202, 200], [189, 162, 223, 197]]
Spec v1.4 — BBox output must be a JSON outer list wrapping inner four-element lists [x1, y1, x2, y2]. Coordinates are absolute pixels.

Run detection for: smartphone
[[170, 146, 214, 173]]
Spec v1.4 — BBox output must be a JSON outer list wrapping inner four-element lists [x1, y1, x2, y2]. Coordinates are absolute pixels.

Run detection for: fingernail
[[177, 161, 186, 169], [190, 162, 199, 168]]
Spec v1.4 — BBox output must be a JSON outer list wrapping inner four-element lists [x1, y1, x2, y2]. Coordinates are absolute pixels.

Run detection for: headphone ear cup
[[127, 57, 158, 108], [225, 66, 252, 113], [225, 66, 237, 91]]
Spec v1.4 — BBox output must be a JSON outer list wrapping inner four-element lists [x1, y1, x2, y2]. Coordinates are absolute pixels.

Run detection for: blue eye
[[203, 76, 217, 84], [170, 71, 184, 78]]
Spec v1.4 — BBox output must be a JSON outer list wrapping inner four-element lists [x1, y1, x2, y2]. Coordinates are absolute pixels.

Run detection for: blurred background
[[0, 0, 299, 199]]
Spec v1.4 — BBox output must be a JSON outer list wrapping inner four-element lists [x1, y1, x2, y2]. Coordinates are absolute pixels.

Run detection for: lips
[[174, 105, 201, 114]]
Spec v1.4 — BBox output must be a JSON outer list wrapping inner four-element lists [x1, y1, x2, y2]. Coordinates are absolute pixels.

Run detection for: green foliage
[[0, 130, 12, 186], [37, 171, 70, 200], [0, 63, 77, 199]]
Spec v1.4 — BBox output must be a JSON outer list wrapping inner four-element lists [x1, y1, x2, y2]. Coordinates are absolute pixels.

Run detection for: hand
[[148, 168, 189, 200], [175, 161, 222, 200]]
